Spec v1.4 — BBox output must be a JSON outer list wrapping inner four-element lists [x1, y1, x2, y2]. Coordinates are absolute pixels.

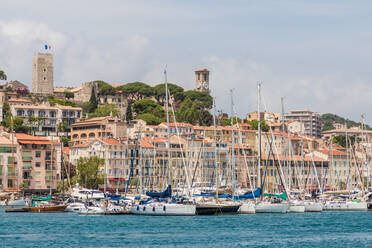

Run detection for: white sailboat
[[131, 68, 196, 216], [253, 83, 289, 214]]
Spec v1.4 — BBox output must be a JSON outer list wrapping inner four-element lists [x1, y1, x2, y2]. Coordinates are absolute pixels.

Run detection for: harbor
[[1, 211, 371, 247]]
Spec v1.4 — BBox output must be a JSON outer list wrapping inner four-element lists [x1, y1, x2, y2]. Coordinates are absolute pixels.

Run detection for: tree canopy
[[89, 104, 119, 118], [321, 113, 371, 131], [153, 83, 184, 105], [95, 80, 116, 96], [118, 82, 154, 102], [246, 120, 270, 132], [0, 70, 7, 80], [75, 156, 104, 189], [133, 98, 164, 118]]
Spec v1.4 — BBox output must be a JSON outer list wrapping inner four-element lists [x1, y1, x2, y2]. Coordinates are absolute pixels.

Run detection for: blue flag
[[44, 44, 48, 50]]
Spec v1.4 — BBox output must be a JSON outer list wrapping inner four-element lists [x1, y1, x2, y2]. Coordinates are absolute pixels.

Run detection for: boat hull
[[196, 203, 241, 215], [131, 203, 196, 216], [27, 205, 67, 212], [323, 201, 367, 211], [238, 202, 256, 214], [304, 202, 323, 212], [289, 205, 305, 213], [255, 202, 289, 213]]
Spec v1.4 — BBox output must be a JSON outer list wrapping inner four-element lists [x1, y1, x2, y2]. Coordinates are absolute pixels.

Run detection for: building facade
[[284, 110, 322, 138]]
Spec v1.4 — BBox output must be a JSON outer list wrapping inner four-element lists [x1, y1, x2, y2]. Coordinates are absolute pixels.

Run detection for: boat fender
[[143, 206, 146, 211], [103, 201, 108, 207], [153, 207, 155, 212], [5, 199, 8, 206], [163, 205, 166, 211]]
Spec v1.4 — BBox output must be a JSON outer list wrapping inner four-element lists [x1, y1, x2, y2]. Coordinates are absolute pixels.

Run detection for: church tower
[[195, 68, 210, 93], [32, 53, 54, 95]]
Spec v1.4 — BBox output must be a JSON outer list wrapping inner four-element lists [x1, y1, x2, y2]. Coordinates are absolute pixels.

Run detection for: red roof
[[99, 138, 121, 145], [71, 142, 89, 148], [16, 133, 51, 145]]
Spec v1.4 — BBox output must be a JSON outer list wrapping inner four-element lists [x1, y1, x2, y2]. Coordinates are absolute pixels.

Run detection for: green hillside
[[321, 113, 371, 131]]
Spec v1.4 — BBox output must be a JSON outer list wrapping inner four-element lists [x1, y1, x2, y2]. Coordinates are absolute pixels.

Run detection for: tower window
[[43, 77, 46, 80], [43, 68, 47, 72]]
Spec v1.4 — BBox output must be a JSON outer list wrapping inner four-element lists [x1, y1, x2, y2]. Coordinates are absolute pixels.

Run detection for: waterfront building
[[17, 134, 61, 191], [0, 134, 18, 190]]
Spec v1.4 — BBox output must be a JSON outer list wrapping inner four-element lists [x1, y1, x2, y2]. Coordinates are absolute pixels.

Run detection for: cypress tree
[[88, 86, 98, 113], [126, 102, 133, 122]]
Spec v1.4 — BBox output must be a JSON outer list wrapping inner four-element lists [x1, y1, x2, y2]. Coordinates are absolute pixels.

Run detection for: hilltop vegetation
[[321, 113, 371, 131], [88, 81, 213, 126]]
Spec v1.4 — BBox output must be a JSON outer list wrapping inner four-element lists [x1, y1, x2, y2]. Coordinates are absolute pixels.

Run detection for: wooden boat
[[26, 205, 67, 212]]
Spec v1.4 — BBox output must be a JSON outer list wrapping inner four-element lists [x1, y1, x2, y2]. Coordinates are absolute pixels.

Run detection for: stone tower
[[32, 53, 54, 95], [195, 68, 210, 93]]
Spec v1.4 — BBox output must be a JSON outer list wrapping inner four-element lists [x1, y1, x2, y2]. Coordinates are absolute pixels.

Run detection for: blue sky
[[0, 0, 371, 124]]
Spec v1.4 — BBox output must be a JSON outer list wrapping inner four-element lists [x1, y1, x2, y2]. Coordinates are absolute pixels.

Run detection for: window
[[35, 171, 41, 178], [43, 77, 46, 80], [36, 162, 41, 167], [0, 147, 11, 153]]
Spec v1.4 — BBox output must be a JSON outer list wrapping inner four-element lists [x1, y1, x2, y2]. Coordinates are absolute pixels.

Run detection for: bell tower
[[195, 68, 210, 93]]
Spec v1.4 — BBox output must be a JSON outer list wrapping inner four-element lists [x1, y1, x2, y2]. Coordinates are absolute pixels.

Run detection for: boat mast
[[164, 68, 172, 197], [257, 82, 262, 198], [104, 117, 108, 194], [11, 117, 15, 190], [230, 89, 236, 198], [212, 97, 219, 202]]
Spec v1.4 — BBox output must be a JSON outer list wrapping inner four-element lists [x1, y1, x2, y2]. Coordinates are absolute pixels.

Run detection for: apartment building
[[70, 116, 126, 145], [283, 110, 322, 138], [10, 103, 82, 136]]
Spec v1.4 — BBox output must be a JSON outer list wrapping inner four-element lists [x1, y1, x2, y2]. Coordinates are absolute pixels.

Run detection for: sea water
[[0, 211, 371, 247]]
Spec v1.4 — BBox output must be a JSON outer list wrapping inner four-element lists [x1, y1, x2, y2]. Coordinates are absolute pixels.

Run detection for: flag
[[44, 44, 48, 50], [49, 46, 51, 50]]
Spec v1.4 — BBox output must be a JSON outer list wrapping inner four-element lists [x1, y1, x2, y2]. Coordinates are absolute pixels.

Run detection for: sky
[[0, 0, 371, 125]]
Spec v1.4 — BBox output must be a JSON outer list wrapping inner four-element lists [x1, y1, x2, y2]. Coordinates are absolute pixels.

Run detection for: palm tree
[[0, 70, 7, 80]]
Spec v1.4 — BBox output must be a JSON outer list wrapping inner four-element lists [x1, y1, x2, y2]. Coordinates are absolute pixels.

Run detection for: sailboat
[[254, 83, 289, 214], [195, 95, 241, 215], [130, 68, 196, 216]]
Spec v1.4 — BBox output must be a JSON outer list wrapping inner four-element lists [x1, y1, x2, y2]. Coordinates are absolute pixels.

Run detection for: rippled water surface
[[1, 211, 371, 247]]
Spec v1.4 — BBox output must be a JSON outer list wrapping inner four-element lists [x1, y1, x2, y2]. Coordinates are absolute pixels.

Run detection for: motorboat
[[65, 202, 86, 212], [131, 199, 196, 216], [71, 187, 105, 201]]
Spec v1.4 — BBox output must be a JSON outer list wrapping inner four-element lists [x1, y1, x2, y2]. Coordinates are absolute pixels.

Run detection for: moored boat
[[255, 201, 289, 213], [304, 201, 323, 212], [26, 205, 67, 212], [238, 201, 256, 214], [196, 202, 241, 215]]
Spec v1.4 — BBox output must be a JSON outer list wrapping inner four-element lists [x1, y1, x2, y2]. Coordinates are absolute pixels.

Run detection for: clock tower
[[195, 68, 210, 93]]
